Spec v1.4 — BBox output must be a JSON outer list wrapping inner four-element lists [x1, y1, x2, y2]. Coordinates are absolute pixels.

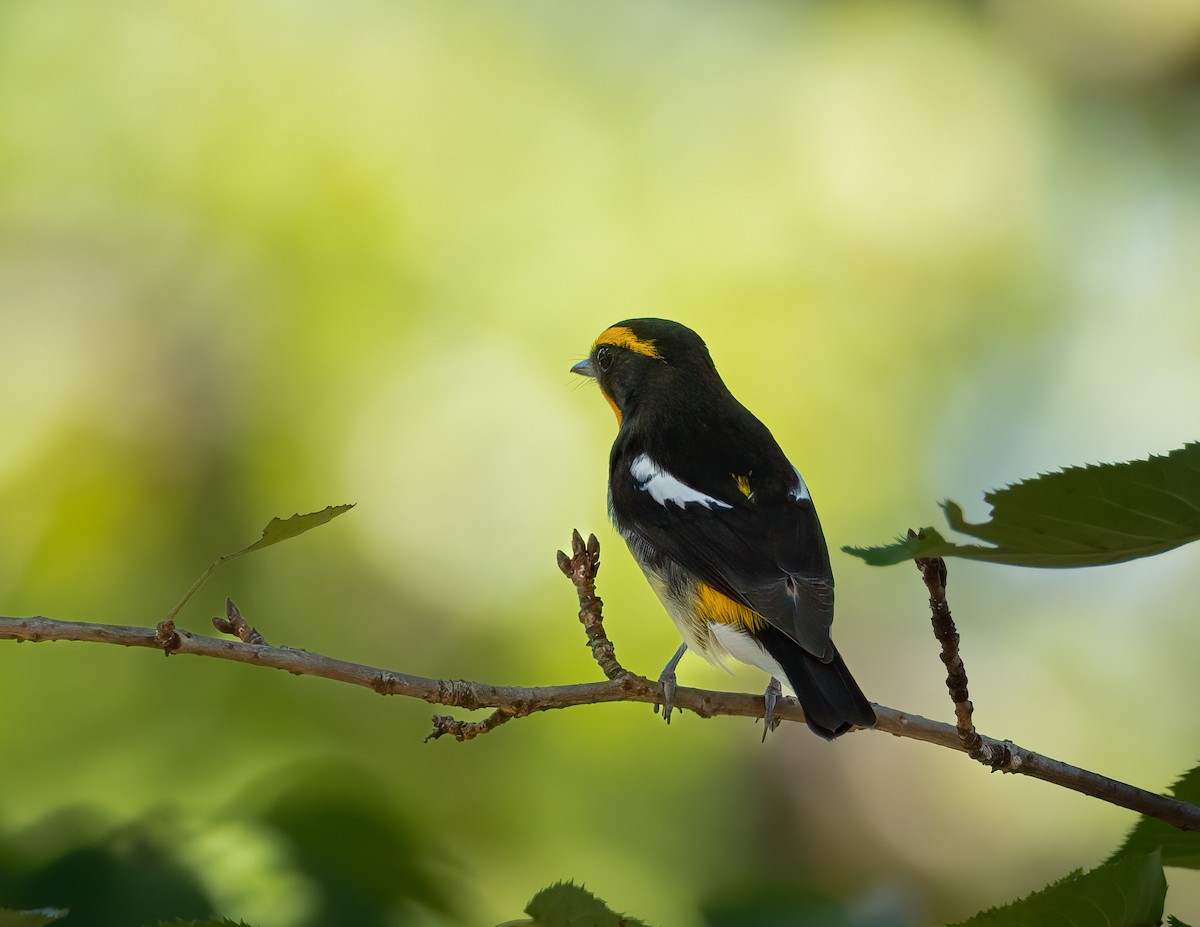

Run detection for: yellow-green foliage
[[2, 2, 1200, 925]]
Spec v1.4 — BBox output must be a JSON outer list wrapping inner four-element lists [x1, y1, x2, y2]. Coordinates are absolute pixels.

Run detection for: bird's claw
[[653, 643, 687, 725], [760, 677, 783, 742], [655, 667, 678, 724]]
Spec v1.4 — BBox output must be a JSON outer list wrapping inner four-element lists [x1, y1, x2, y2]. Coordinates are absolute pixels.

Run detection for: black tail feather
[[757, 626, 875, 740]]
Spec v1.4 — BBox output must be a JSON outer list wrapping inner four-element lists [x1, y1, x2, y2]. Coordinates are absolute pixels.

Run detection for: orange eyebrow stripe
[[593, 326, 662, 359]]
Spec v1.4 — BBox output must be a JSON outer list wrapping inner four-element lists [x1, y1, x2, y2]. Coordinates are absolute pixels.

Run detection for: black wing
[[611, 451, 836, 661]]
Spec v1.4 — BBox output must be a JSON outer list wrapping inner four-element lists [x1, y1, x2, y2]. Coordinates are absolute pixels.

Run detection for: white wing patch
[[630, 454, 732, 510], [790, 465, 811, 501]]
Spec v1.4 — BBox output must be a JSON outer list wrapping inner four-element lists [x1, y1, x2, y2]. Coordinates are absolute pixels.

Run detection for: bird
[[571, 318, 875, 739]]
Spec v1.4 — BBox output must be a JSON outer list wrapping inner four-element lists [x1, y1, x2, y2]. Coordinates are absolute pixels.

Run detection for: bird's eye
[[596, 346, 613, 372]]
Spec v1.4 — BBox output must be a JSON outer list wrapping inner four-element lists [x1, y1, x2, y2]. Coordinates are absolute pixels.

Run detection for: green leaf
[[700, 885, 910, 927], [1108, 763, 1200, 868], [842, 526, 958, 567], [951, 850, 1165, 927], [242, 505, 356, 554], [844, 443, 1200, 568], [500, 881, 649, 927], [256, 769, 458, 921], [145, 921, 256, 927], [1167, 917, 1193, 927], [0, 909, 68, 927], [165, 504, 355, 621]]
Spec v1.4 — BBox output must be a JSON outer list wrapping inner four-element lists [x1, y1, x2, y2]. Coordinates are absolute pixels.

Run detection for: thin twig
[[426, 709, 516, 742], [4, 612, 1199, 832], [3, 529, 1200, 834], [911, 534, 982, 754], [557, 529, 627, 681]]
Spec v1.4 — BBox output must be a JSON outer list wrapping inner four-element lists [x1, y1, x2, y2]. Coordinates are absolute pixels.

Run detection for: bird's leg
[[653, 643, 687, 724], [760, 677, 783, 742]]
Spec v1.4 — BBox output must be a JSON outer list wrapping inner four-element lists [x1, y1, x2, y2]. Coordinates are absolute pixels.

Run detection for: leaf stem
[[163, 552, 238, 623]]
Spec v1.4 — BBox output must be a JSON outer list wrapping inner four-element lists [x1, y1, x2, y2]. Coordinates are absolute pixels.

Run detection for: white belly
[[639, 564, 791, 689], [708, 622, 791, 691]]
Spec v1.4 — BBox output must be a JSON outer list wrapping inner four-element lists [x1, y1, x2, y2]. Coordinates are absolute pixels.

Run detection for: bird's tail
[[758, 627, 875, 739]]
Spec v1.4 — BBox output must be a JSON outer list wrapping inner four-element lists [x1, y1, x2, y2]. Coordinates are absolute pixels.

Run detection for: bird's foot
[[656, 667, 678, 724], [760, 677, 783, 742], [653, 643, 687, 725]]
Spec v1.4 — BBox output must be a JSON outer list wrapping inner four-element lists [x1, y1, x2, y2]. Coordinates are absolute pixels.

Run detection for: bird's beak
[[570, 358, 596, 378]]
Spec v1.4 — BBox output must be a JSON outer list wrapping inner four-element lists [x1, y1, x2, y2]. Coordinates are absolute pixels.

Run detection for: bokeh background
[[2, 1, 1200, 924]]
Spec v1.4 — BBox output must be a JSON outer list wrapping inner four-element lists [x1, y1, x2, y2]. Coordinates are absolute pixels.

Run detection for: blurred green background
[[2, 1, 1200, 924]]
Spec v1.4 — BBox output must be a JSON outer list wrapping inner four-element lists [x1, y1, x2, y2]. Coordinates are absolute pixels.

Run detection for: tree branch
[[2, 534, 1199, 835], [557, 529, 628, 681], [913, 540, 983, 755]]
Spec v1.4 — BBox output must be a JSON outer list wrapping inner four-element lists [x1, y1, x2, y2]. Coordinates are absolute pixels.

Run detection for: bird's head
[[571, 318, 715, 425]]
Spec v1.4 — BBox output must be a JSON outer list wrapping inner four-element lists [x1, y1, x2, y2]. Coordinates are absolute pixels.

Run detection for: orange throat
[[600, 388, 621, 425]]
